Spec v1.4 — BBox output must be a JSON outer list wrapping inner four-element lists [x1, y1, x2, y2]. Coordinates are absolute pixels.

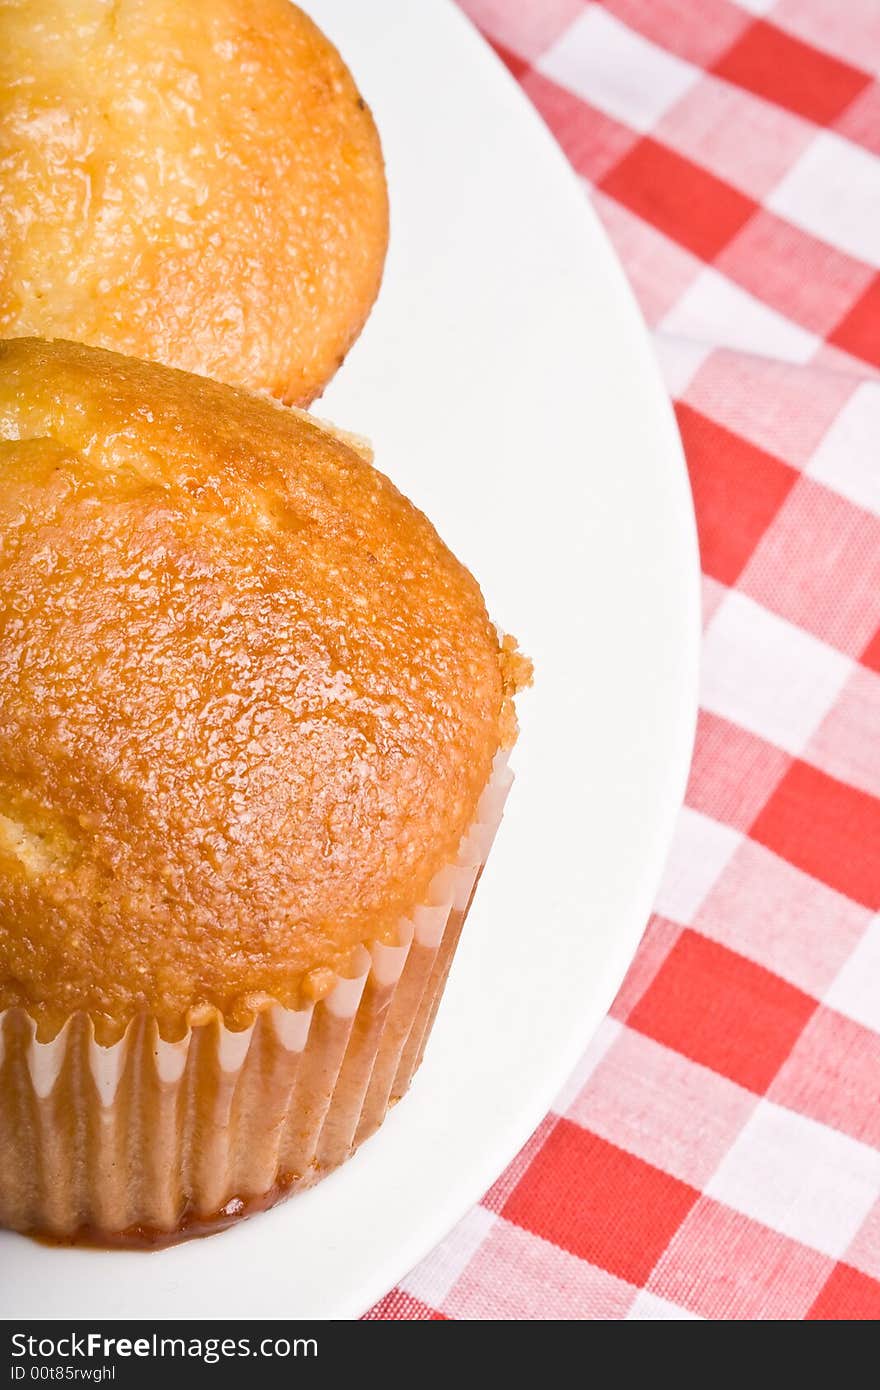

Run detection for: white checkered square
[[706, 1100, 880, 1257], [656, 337, 712, 399], [767, 132, 880, 269], [701, 591, 852, 754], [807, 382, 880, 517], [398, 1204, 496, 1307], [538, 6, 699, 131], [628, 1289, 702, 1319], [659, 267, 819, 364], [825, 917, 880, 1034], [653, 805, 743, 924], [552, 1016, 623, 1113]]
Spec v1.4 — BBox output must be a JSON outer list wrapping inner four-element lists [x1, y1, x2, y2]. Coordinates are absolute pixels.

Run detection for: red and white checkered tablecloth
[[368, 0, 880, 1320]]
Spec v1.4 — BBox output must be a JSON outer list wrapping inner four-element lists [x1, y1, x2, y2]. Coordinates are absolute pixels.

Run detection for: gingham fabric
[[367, 0, 880, 1320]]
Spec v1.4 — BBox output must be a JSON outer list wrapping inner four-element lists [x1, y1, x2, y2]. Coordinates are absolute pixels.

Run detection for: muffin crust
[[0, 0, 388, 405], [0, 339, 524, 1041]]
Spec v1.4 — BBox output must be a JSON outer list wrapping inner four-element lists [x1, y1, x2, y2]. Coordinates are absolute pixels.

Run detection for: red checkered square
[[599, 138, 758, 260], [808, 666, 880, 799], [502, 1119, 700, 1285], [656, 74, 814, 201], [592, 193, 703, 325], [682, 351, 858, 470], [738, 478, 880, 657], [770, 1006, 880, 1150], [364, 1291, 446, 1320], [716, 210, 874, 335], [628, 930, 817, 1092], [650, 1198, 834, 1319], [610, 914, 684, 1023], [519, 72, 638, 184], [828, 274, 880, 371], [835, 82, 880, 158], [685, 711, 791, 832], [601, 0, 750, 67], [712, 19, 871, 125], [486, 39, 530, 82], [807, 1263, 880, 1320], [861, 626, 880, 675], [750, 761, 880, 909], [457, 0, 586, 61], [694, 841, 870, 997], [569, 1026, 756, 1187], [675, 403, 797, 585], [444, 1220, 638, 1319], [773, 0, 880, 78]]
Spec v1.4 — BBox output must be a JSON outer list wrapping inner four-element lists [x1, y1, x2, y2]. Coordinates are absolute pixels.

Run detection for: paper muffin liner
[[0, 755, 512, 1247]]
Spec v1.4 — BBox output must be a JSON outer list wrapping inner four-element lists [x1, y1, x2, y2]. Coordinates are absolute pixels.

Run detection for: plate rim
[[339, 0, 701, 1315]]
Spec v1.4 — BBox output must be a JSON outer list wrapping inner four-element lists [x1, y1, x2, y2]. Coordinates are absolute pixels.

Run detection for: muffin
[[0, 0, 388, 405], [0, 338, 529, 1244]]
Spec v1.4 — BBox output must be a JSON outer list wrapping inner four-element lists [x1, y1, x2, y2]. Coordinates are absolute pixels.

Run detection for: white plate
[[1, 0, 699, 1320]]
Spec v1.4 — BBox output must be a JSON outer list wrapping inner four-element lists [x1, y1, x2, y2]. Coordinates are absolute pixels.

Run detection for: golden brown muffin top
[[0, 0, 388, 406], [0, 339, 526, 1041]]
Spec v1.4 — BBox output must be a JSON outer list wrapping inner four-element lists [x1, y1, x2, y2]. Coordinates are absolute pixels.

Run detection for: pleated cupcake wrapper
[[0, 754, 512, 1244]]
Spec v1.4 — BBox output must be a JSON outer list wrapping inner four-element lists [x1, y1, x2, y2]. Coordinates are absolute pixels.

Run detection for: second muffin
[[0, 0, 389, 405]]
